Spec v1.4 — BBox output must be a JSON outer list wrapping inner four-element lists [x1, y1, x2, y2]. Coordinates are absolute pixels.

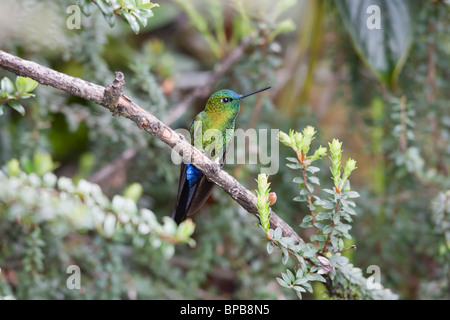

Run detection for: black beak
[[239, 86, 271, 100]]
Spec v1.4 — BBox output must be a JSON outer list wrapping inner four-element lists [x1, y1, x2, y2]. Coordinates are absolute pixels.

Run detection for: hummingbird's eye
[[221, 97, 232, 103]]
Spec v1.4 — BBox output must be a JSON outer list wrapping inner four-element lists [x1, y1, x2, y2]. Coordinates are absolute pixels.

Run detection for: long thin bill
[[239, 86, 271, 100]]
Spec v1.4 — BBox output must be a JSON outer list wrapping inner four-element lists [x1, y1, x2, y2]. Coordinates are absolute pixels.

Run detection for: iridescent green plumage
[[190, 89, 241, 162], [172, 87, 270, 224]]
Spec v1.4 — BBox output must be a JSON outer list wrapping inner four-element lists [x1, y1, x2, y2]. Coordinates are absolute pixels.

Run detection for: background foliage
[[0, 0, 449, 299]]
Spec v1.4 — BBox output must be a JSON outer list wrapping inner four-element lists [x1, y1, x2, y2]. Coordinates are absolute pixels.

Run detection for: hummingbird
[[172, 86, 271, 224]]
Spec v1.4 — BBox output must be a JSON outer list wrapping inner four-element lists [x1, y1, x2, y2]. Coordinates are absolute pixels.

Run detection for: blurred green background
[[0, 0, 449, 299]]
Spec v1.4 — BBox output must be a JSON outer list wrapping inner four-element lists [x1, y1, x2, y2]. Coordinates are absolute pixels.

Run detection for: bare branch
[[103, 71, 125, 110], [0, 49, 303, 244]]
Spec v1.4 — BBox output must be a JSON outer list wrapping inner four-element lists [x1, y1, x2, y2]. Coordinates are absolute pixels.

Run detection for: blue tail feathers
[[186, 164, 203, 187]]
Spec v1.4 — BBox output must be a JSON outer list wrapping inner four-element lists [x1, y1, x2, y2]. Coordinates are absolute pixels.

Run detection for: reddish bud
[[268, 192, 277, 206]]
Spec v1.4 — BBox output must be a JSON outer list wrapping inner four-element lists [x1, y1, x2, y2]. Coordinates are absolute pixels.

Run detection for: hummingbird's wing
[[172, 156, 226, 225], [171, 162, 215, 224]]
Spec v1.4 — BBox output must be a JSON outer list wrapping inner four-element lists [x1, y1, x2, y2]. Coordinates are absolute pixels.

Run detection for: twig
[[0, 49, 303, 244], [89, 148, 137, 185], [335, 245, 356, 254], [103, 71, 125, 110]]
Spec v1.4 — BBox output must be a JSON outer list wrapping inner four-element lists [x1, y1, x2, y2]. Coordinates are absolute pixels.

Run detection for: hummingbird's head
[[205, 87, 270, 114]]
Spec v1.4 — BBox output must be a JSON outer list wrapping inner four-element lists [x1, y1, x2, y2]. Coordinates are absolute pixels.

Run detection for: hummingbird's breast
[[192, 110, 237, 162]]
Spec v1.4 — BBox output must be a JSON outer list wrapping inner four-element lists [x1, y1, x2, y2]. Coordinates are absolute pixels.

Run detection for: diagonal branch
[[0, 49, 303, 244]]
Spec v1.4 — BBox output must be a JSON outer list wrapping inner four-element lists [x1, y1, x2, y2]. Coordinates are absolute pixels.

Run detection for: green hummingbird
[[172, 86, 271, 224]]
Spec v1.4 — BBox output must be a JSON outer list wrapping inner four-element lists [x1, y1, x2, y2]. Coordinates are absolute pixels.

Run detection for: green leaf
[[335, 0, 417, 89], [267, 242, 274, 254], [273, 227, 282, 240], [15, 76, 28, 92], [293, 195, 306, 202], [103, 213, 117, 238], [300, 221, 313, 228], [1, 77, 15, 93], [315, 212, 331, 221], [307, 175, 320, 185], [286, 163, 300, 170], [122, 10, 140, 34], [7, 158, 21, 176], [276, 277, 289, 288], [17, 92, 35, 99], [334, 222, 352, 236], [322, 201, 335, 210], [323, 188, 335, 195], [23, 77, 38, 92], [281, 247, 289, 264], [133, 10, 152, 27], [310, 234, 326, 242], [286, 269, 295, 282], [14, 77, 37, 93], [138, 3, 158, 10], [7, 101, 25, 116], [303, 244, 319, 258], [299, 188, 309, 196], [305, 182, 314, 193], [103, 13, 116, 27], [306, 165, 320, 174], [294, 278, 308, 286], [292, 176, 303, 184], [322, 224, 333, 234], [313, 197, 326, 206], [343, 206, 357, 215], [96, 0, 114, 18], [269, 18, 296, 41], [306, 273, 327, 282], [302, 281, 314, 293], [78, 0, 93, 16], [293, 285, 306, 292], [176, 219, 196, 246], [345, 191, 360, 198], [33, 153, 57, 175], [124, 182, 143, 202], [333, 212, 341, 225]]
